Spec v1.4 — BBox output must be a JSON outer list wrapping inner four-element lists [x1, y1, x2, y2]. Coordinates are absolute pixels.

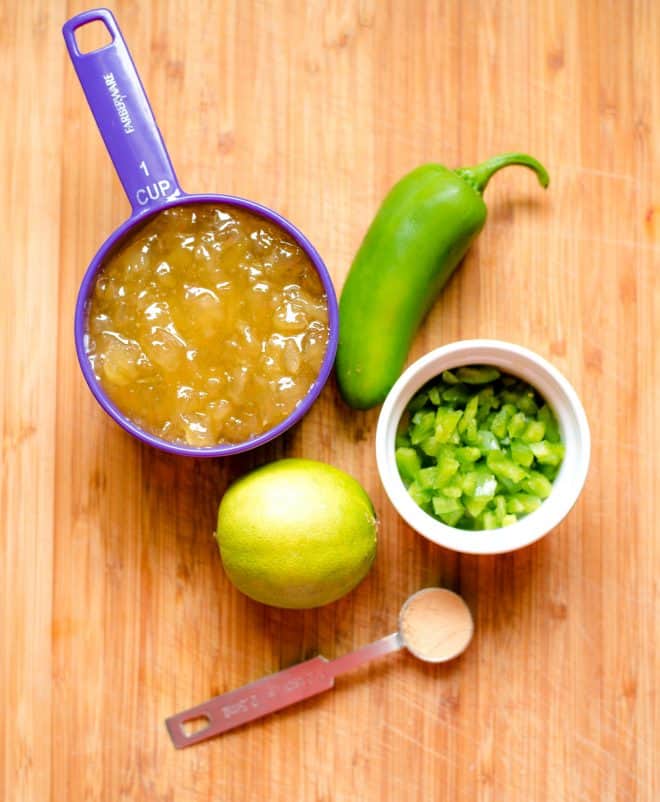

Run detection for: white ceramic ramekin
[[375, 340, 590, 555]]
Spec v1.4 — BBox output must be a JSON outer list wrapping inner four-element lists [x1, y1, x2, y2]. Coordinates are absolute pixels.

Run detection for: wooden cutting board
[[2, 1, 658, 800]]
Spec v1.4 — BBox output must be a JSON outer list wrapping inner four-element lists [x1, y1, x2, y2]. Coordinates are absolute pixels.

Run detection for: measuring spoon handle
[[166, 656, 334, 748], [166, 633, 403, 748], [330, 631, 403, 676]]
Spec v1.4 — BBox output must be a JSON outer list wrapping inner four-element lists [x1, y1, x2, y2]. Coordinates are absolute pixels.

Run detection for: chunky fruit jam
[[86, 204, 329, 446]]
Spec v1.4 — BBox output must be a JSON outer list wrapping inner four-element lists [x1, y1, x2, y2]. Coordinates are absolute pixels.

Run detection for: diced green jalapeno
[[538, 404, 561, 443], [465, 497, 489, 517], [510, 440, 534, 467], [456, 446, 481, 464], [456, 366, 501, 384], [477, 430, 500, 452], [522, 471, 553, 499], [496, 475, 517, 494], [458, 394, 479, 433], [482, 511, 498, 529], [417, 466, 439, 490], [419, 434, 443, 457], [506, 495, 526, 514], [408, 392, 429, 413], [486, 452, 527, 484], [506, 493, 541, 515], [408, 481, 432, 510], [507, 412, 527, 438], [435, 408, 463, 442], [439, 509, 465, 526], [539, 463, 560, 481], [427, 386, 441, 405], [474, 471, 497, 498], [397, 365, 564, 530], [442, 384, 471, 404], [435, 455, 460, 486], [432, 495, 462, 515], [418, 435, 439, 457], [464, 418, 479, 444], [529, 440, 565, 466], [410, 410, 435, 444], [521, 419, 546, 443], [395, 447, 421, 482], [460, 471, 478, 496], [477, 386, 498, 419], [490, 405, 514, 438]]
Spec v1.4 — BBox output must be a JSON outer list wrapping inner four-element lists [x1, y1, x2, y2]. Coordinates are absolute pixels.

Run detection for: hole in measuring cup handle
[[73, 18, 114, 54]]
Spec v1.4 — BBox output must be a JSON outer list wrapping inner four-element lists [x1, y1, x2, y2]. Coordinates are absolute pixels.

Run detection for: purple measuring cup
[[62, 8, 338, 458]]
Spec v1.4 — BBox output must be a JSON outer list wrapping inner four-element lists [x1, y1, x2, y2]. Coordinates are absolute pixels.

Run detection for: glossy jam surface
[[86, 204, 329, 446]]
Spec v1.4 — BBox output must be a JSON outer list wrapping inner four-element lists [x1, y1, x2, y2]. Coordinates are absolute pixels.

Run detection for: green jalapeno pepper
[[337, 152, 549, 409]]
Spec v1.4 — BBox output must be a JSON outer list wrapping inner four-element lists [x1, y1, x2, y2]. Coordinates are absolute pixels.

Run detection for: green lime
[[216, 458, 378, 609]]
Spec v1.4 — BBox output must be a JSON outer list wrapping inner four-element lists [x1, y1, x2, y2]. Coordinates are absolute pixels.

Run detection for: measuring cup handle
[[62, 8, 182, 216]]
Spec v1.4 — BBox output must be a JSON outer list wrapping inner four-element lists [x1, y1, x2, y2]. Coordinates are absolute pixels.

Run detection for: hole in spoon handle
[[166, 656, 334, 748]]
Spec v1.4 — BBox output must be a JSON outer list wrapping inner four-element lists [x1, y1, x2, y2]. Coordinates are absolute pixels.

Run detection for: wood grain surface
[[1, 1, 658, 800]]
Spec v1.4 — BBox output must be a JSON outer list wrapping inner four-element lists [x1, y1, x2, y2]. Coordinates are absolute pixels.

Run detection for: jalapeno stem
[[456, 152, 550, 194]]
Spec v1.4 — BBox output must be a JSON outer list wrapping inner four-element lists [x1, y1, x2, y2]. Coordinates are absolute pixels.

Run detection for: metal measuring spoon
[[166, 588, 473, 748]]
